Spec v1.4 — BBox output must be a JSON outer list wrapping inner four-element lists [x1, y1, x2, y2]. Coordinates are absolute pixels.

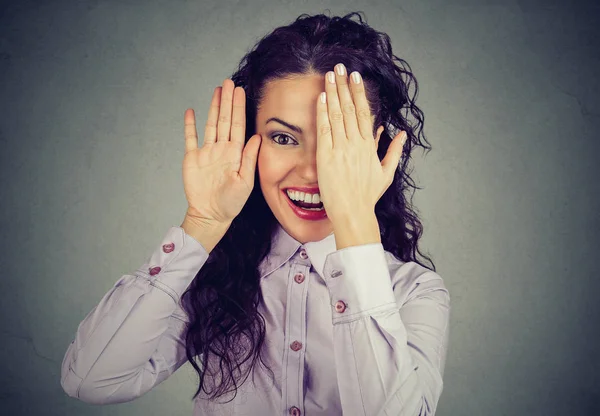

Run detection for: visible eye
[[270, 133, 298, 146]]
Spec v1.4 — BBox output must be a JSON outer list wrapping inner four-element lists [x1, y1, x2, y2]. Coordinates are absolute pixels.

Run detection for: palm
[[183, 141, 253, 223], [181, 80, 261, 225]]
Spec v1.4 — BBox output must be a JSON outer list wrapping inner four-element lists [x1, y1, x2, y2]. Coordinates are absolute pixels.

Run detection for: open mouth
[[283, 190, 325, 211]]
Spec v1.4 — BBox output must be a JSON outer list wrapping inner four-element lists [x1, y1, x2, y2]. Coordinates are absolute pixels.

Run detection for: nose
[[296, 149, 319, 180]]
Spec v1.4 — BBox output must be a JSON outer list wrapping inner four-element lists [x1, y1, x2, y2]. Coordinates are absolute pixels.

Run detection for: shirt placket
[[282, 247, 310, 416]]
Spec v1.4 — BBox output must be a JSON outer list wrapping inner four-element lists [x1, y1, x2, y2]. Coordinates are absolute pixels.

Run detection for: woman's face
[[255, 74, 332, 244], [255, 73, 375, 244]]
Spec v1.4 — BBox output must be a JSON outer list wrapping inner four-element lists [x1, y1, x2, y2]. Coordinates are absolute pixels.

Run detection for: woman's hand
[[316, 64, 406, 224], [182, 79, 262, 226]]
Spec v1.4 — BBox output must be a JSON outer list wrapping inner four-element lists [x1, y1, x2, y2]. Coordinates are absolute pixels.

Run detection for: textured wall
[[0, 0, 598, 415]]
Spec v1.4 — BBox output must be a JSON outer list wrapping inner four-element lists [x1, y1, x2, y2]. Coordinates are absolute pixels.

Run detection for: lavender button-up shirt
[[61, 223, 450, 415]]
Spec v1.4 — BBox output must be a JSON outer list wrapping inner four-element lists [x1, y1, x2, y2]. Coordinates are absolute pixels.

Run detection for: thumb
[[239, 134, 261, 186], [381, 132, 405, 180]]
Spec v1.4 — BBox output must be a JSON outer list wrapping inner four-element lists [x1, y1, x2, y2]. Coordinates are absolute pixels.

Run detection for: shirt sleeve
[[322, 243, 451, 416], [60, 226, 210, 404]]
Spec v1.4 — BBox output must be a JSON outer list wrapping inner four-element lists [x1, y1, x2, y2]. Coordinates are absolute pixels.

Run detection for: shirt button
[[289, 406, 301, 415], [162, 242, 175, 253], [299, 249, 308, 259], [149, 266, 162, 276], [335, 300, 346, 313], [294, 272, 305, 284], [290, 340, 302, 351]]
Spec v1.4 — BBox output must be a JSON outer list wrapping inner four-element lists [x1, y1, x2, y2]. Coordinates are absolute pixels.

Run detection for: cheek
[[257, 149, 278, 188], [258, 147, 291, 184]]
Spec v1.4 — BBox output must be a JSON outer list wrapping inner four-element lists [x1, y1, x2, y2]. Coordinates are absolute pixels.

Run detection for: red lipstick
[[282, 189, 327, 221], [284, 186, 320, 194]]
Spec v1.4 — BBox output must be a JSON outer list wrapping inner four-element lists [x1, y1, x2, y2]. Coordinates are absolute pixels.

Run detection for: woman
[[61, 11, 450, 416]]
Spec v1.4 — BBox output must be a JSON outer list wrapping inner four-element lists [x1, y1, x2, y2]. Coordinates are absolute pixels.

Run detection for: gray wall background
[[1, 0, 598, 415]]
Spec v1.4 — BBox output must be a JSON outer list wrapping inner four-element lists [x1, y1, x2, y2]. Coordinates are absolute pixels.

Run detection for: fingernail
[[401, 131, 407, 145]]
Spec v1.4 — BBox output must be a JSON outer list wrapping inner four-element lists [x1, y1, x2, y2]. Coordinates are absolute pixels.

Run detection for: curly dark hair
[[180, 10, 436, 404]]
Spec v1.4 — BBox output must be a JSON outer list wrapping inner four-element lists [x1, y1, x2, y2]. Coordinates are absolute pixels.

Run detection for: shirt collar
[[258, 222, 337, 282]]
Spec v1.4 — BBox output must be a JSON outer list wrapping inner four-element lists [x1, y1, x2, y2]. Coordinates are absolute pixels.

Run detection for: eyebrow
[[266, 117, 303, 134]]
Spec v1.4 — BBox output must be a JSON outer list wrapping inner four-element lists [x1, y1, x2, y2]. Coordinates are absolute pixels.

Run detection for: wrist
[[180, 215, 231, 254]]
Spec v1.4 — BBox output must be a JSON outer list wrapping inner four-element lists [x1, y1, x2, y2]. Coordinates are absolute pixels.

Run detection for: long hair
[[180, 10, 436, 403]]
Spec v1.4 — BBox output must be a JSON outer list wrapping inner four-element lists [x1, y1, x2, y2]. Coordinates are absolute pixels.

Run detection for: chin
[[263, 186, 333, 243]]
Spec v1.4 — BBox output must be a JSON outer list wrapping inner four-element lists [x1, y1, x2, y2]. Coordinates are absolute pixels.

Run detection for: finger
[[381, 131, 405, 180], [230, 86, 246, 146], [203, 86, 221, 146], [325, 70, 347, 148], [217, 79, 235, 142], [184, 108, 199, 154], [239, 134, 261, 188], [374, 125, 383, 151], [349, 71, 374, 141], [317, 91, 332, 152], [335, 64, 361, 142]]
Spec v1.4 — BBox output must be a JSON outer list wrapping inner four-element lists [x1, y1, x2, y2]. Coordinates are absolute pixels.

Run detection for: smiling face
[[255, 73, 375, 244], [255, 73, 330, 244]]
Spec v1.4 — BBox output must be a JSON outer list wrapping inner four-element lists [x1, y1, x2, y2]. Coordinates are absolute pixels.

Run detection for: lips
[[282, 189, 328, 221], [284, 186, 320, 194], [284, 189, 323, 208]]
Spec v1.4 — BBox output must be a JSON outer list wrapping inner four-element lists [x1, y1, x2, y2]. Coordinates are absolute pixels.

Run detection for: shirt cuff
[[133, 226, 209, 303], [323, 243, 397, 324]]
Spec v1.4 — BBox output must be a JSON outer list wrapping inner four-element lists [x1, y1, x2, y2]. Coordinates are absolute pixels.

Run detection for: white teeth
[[286, 189, 321, 204]]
